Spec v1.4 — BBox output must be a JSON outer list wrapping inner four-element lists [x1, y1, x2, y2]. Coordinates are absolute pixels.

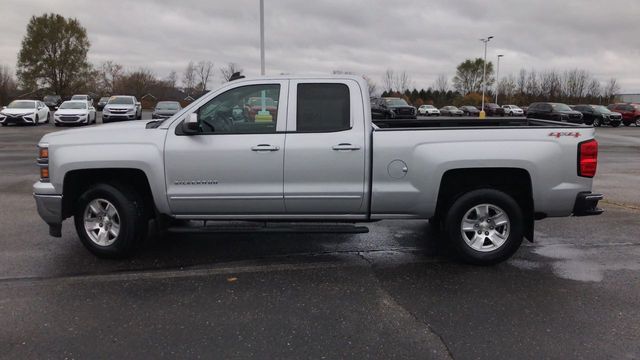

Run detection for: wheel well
[[435, 168, 534, 241], [62, 168, 155, 220]]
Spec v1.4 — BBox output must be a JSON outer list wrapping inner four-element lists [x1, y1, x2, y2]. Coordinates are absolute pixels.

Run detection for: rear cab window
[[296, 83, 350, 132]]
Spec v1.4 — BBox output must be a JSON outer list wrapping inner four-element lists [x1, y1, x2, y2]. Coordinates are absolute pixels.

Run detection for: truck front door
[[164, 80, 288, 216]]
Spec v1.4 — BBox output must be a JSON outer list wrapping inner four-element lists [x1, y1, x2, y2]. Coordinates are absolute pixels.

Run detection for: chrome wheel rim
[[636, 119, 640, 126], [460, 204, 510, 252], [83, 198, 120, 246]]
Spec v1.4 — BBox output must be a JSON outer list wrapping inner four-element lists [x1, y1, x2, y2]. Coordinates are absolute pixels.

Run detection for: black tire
[[74, 183, 148, 258], [137, 111, 142, 120], [635, 117, 640, 126], [611, 121, 620, 128], [45, 113, 50, 123], [33, 114, 39, 126], [444, 189, 524, 265], [623, 121, 631, 126], [591, 118, 599, 127], [54, 123, 61, 127]]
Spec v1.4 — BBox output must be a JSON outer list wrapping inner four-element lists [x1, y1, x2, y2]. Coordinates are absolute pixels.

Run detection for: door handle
[[251, 144, 280, 152], [332, 143, 361, 151]]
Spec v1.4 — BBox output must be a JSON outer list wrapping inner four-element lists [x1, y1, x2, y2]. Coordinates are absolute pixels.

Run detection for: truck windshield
[[109, 97, 134, 105], [155, 102, 180, 110], [385, 98, 408, 106]]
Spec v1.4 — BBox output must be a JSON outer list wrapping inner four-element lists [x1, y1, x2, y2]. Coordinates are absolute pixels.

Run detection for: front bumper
[[34, 193, 63, 236], [55, 115, 88, 124], [573, 192, 604, 216], [0, 115, 36, 124], [103, 113, 136, 122]]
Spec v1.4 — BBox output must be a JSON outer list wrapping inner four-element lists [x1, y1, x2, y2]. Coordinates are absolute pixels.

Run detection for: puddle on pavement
[[510, 231, 640, 282]]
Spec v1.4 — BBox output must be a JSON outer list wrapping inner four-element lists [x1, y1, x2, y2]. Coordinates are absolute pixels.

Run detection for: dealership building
[[616, 94, 640, 103]]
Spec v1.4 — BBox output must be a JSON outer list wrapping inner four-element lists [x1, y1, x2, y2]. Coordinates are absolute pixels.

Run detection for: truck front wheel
[[444, 189, 524, 265], [74, 183, 148, 258]]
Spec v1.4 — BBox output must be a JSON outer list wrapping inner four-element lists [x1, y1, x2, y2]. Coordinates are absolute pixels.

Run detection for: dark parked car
[[43, 95, 62, 110], [573, 104, 621, 127], [370, 97, 416, 119], [439, 106, 464, 116], [152, 101, 182, 119], [96, 97, 110, 111], [521, 106, 529, 115], [459, 105, 480, 116], [608, 103, 640, 126], [526, 102, 583, 123], [481, 103, 505, 116]]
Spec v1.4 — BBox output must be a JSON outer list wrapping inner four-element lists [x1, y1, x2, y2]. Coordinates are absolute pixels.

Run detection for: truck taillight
[[578, 139, 597, 178]]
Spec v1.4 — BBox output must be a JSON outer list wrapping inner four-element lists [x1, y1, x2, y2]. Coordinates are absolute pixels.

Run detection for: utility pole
[[479, 36, 493, 119], [260, 0, 265, 75], [495, 54, 504, 104]]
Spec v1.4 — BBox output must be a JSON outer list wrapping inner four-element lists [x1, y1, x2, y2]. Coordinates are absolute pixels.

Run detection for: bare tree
[[98, 60, 123, 94], [362, 75, 378, 96], [394, 70, 411, 93], [586, 79, 601, 101], [165, 70, 178, 89], [0, 64, 17, 105], [118, 67, 157, 98], [182, 61, 196, 94], [434, 74, 449, 93], [220, 62, 243, 82], [383, 69, 394, 92], [602, 78, 620, 104], [517, 69, 527, 95], [196, 61, 214, 91]]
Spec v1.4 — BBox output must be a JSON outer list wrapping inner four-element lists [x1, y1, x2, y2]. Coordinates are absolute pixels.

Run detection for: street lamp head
[[488, 36, 494, 40], [498, 54, 504, 58]]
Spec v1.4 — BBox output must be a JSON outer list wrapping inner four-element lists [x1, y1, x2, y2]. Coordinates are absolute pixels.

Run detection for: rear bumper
[[34, 192, 63, 237], [573, 192, 604, 216]]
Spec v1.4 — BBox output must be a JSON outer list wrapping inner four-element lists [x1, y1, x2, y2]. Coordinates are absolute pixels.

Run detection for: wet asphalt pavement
[[1, 114, 639, 359]]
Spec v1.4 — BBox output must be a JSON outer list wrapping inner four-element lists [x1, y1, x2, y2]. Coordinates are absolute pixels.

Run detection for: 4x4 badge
[[548, 132, 581, 138]]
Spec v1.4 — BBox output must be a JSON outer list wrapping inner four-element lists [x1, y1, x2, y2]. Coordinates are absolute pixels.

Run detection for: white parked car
[[54, 100, 97, 126], [71, 94, 93, 108], [417, 104, 441, 116], [102, 95, 142, 123], [502, 105, 524, 116], [0, 100, 50, 126]]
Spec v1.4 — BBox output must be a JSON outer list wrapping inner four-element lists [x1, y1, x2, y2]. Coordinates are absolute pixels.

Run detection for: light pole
[[260, 0, 265, 75], [479, 36, 493, 119], [495, 54, 504, 104]]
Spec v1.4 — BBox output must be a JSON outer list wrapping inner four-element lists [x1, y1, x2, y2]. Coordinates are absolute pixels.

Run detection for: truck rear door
[[283, 80, 367, 216]]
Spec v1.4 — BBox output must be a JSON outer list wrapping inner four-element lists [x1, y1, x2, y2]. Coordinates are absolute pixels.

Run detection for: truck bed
[[373, 117, 587, 130]]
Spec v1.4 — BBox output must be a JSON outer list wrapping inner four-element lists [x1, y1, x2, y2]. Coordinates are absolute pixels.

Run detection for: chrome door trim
[[170, 195, 283, 200], [284, 195, 362, 199]]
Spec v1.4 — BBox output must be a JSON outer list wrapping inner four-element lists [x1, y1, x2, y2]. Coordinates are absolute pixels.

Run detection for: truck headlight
[[37, 144, 49, 182]]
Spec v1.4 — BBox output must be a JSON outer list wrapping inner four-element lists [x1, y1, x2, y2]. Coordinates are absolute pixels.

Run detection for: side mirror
[[182, 113, 200, 134]]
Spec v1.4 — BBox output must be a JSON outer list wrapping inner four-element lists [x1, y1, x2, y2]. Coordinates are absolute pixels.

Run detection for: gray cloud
[[0, 0, 639, 91]]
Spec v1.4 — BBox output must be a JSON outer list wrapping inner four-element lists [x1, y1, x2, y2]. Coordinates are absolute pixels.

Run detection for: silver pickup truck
[[33, 75, 603, 265]]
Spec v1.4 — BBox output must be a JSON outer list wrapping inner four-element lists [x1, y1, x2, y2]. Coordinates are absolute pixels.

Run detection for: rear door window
[[297, 83, 350, 132]]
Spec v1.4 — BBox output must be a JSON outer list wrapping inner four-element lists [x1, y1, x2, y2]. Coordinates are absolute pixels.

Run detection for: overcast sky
[[1, 0, 639, 92]]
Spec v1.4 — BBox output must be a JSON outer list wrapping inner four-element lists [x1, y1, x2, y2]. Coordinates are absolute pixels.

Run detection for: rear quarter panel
[[370, 126, 595, 218]]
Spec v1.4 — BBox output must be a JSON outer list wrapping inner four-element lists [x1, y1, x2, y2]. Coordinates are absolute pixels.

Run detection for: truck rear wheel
[[74, 183, 148, 258], [444, 189, 523, 265]]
